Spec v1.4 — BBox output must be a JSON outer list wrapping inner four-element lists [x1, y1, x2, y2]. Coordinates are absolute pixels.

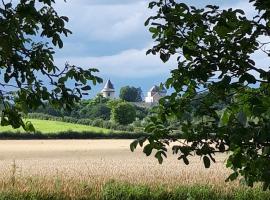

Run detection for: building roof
[[103, 79, 115, 91], [150, 85, 160, 93], [149, 85, 167, 94]]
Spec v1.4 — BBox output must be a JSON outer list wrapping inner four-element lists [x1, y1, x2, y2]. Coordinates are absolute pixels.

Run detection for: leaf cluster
[[133, 0, 270, 189], [0, 0, 102, 131]]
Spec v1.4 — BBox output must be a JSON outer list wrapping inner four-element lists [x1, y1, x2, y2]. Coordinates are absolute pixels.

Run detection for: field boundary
[[0, 131, 149, 140]]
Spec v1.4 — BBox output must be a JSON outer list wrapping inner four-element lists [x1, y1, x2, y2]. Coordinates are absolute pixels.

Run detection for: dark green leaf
[[203, 156, 211, 168]]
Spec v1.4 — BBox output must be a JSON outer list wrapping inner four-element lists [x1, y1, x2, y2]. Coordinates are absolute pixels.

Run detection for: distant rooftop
[[103, 79, 115, 90], [149, 85, 166, 93]]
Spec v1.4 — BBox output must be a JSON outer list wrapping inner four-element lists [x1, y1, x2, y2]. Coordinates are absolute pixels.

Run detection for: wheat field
[[0, 140, 233, 189]]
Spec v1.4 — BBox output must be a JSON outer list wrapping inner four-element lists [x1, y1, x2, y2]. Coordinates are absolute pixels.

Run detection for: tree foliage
[[112, 102, 136, 125], [119, 86, 142, 102], [80, 103, 111, 120], [0, 0, 102, 131], [131, 0, 270, 189]]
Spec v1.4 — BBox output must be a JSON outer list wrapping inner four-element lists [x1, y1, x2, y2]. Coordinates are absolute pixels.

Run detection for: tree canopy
[[112, 102, 136, 125], [119, 86, 142, 102], [0, 0, 102, 131], [131, 0, 270, 190]]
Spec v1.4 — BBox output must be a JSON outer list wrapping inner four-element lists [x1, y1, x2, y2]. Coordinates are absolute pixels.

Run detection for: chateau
[[144, 85, 167, 104], [101, 80, 166, 104]]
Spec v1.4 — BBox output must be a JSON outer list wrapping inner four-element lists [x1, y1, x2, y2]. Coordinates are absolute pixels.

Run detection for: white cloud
[[55, 46, 176, 78], [52, 0, 267, 81], [52, 1, 173, 79], [55, 0, 151, 42], [222, 0, 256, 19]]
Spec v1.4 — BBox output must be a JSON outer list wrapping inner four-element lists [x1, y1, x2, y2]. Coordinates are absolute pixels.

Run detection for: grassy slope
[[0, 119, 111, 134]]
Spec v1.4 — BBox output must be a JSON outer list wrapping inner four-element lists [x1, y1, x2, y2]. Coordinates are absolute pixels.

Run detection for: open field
[[0, 140, 268, 199], [0, 139, 231, 186], [0, 119, 112, 134]]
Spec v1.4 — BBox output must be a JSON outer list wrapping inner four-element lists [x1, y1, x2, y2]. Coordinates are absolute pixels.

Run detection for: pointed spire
[[102, 79, 115, 92]]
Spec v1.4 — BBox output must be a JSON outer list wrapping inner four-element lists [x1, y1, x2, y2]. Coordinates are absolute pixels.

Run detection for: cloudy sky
[[51, 0, 259, 97]]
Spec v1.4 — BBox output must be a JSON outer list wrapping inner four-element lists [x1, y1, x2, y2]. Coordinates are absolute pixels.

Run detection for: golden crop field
[[0, 140, 233, 188]]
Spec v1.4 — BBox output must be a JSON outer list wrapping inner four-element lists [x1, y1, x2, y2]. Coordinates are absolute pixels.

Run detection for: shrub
[[112, 102, 136, 125], [77, 119, 93, 126], [102, 121, 113, 129], [91, 119, 104, 128]]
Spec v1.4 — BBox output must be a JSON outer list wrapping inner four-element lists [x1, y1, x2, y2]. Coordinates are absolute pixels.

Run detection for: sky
[[50, 0, 264, 97]]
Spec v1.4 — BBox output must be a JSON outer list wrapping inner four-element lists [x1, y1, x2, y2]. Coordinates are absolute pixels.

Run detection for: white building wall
[[145, 96, 154, 103], [101, 89, 115, 99], [145, 93, 162, 103]]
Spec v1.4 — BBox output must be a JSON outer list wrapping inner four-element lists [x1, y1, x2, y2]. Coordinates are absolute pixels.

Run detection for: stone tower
[[101, 79, 115, 99]]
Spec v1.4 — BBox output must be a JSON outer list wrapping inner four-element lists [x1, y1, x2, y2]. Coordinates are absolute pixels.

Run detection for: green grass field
[[0, 119, 111, 134]]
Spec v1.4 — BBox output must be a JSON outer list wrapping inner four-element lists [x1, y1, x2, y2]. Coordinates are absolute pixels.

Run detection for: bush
[[63, 116, 77, 124], [89, 103, 111, 120], [77, 118, 93, 126], [112, 102, 136, 125], [91, 119, 104, 128], [102, 121, 113, 129]]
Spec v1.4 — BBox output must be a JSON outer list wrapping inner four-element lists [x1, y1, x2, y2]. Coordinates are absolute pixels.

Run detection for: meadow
[[0, 140, 268, 199], [0, 119, 111, 134], [0, 119, 148, 139]]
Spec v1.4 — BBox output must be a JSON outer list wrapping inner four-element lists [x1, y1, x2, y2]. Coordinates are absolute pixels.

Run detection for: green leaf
[[183, 45, 196, 60], [220, 109, 231, 126], [235, 9, 245, 15], [179, 3, 189, 11], [60, 16, 69, 22], [183, 156, 189, 165], [58, 39, 63, 48], [143, 144, 153, 156], [239, 73, 256, 84], [160, 52, 170, 63], [130, 140, 138, 152], [203, 156, 211, 168], [206, 5, 219, 10], [145, 17, 151, 26], [214, 23, 231, 37], [155, 151, 163, 164], [219, 143, 226, 153], [263, 182, 270, 191], [0, 118, 9, 126], [262, 147, 270, 155], [138, 137, 147, 147], [237, 110, 247, 126], [24, 121, 35, 132], [225, 172, 238, 182], [81, 85, 91, 91], [148, 2, 157, 9], [149, 27, 157, 33]]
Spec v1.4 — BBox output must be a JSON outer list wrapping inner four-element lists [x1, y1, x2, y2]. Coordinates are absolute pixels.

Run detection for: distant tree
[[107, 99, 124, 110], [112, 102, 136, 125], [119, 86, 142, 102], [0, 0, 102, 131], [136, 87, 143, 102], [134, 105, 149, 120], [88, 103, 111, 120], [90, 94, 109, 106]]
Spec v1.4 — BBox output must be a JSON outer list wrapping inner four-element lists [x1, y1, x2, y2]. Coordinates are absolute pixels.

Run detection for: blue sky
[[51, 0, 263, 97]]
